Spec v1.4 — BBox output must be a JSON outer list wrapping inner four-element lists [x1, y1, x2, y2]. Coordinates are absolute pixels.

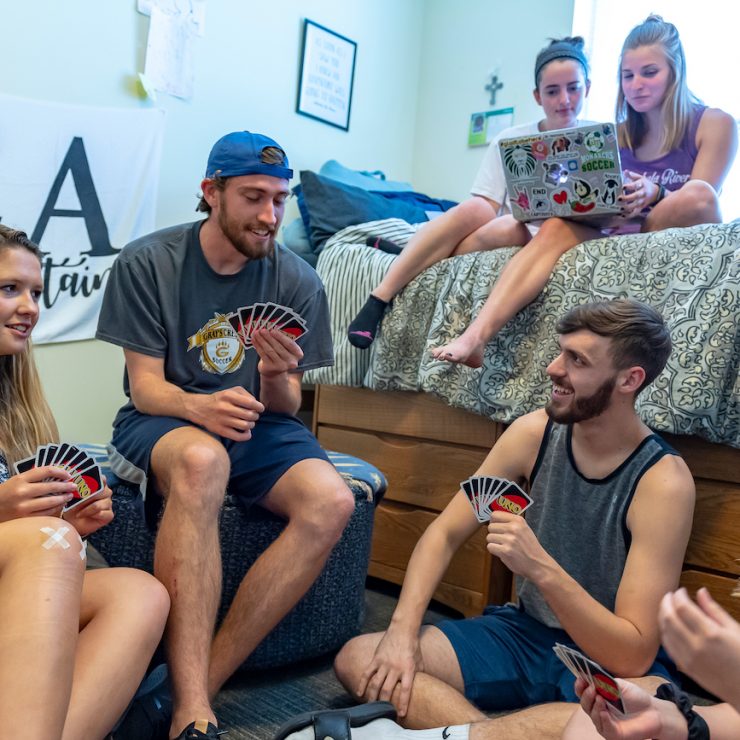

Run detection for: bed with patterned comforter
[[304, 218, 740, 449]]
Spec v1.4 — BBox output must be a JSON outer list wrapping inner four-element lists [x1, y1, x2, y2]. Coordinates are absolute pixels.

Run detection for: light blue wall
[[413, 0, 576, 200], [4, 0, 574, 441], [4, 0, 426, 441]]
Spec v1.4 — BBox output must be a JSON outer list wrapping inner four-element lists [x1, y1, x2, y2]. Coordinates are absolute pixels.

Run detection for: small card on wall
[[468, 107, 514, 147]]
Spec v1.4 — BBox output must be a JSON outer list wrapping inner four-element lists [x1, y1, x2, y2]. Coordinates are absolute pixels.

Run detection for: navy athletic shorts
[[108, 407, 329, 509], [435, 603, 679, 710]]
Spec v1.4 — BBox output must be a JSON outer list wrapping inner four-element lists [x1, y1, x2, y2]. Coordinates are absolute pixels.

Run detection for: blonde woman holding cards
[[0, 225, 170, 740]]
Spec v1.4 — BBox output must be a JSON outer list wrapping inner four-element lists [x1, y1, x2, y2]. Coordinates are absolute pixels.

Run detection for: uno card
[[53, 443, 79, 469], [276, 315, 307, 340], [50, 442, 70, 467], [274, 309, 308, 340], [238, 304, 260, 343], [461, 477, 483, 522], [249, 303, 267, 334], [552, 644, 580, 680], [256, 302, 282, 331], [14, 453, 37, 475], [63, 485, 105, 513], [63, 464, 105, 512], [39, 444, 57, 468], [554, 643, 589, 683], [59, 448, 90, 475], [489, 482, 533, 516], [227, 311, 244, 340], [581, 656, 626, 717]]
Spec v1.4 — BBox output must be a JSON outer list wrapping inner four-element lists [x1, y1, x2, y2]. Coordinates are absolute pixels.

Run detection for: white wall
[[413, 0, 575, 200], [4, 0, 425, 441]]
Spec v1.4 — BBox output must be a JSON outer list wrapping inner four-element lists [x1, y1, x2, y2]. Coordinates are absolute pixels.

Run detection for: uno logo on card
[[73, 477, 91, 499], [494, 494, 527, 515], [82, 474, 101, 493]]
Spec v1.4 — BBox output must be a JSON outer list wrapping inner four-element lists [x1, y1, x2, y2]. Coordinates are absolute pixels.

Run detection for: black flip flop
[[272, 701, 397, 740]]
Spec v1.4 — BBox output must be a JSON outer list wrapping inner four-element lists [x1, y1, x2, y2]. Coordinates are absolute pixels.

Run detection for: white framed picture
[[296, 20, 357, 131]]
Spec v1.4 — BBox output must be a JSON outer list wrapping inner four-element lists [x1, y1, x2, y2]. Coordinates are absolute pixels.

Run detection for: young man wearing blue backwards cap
[[97, 132, 354, 739]]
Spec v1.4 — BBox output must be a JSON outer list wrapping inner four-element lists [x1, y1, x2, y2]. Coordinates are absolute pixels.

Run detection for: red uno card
[[63, 464, 105, 512], [490, 482, 533, 516], [582, 658, 626, 717]]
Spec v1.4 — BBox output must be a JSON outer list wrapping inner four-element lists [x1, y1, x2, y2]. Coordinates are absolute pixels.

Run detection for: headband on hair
[[534, 43, 589, 86]]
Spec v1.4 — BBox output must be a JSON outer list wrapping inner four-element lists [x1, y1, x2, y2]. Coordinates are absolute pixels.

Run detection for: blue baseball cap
[[205, 131, 293, 180]]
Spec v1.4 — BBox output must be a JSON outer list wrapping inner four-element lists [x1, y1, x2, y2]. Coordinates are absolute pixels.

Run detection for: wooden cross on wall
[[485, 74, 504, 106]]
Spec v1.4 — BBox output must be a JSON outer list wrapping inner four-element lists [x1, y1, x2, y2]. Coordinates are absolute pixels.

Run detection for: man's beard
[[218, 204, 275, 261], [545, 375, 616, 424]]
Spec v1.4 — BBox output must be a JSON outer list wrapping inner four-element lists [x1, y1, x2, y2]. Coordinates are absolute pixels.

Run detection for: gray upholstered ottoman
[[87, 448, 385, 670]]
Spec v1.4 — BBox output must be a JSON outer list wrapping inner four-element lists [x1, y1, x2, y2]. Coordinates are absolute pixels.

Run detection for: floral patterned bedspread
[[306, 218, 740, 449]]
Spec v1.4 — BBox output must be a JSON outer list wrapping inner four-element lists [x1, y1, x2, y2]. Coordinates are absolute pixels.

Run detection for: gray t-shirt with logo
[[96, 220, 333, 425]]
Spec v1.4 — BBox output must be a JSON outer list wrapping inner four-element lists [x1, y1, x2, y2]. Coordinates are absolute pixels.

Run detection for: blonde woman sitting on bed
[[0, 225, 170, 740]]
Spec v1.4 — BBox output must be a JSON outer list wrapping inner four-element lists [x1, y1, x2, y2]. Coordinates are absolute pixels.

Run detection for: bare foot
[[430, 334, 486, 368]]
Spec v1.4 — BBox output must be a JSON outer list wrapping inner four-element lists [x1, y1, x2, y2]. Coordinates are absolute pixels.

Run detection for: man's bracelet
[[654, 682, 710, 740]]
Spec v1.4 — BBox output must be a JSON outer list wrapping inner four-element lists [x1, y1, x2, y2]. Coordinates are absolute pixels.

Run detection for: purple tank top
[[619, 104, 706, 191]]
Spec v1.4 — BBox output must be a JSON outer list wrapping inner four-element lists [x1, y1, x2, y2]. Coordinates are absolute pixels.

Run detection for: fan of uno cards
[[553, 643, 626, 717], [14, 444, 105, 512], [227, 302, 307, 349], [461, 476, 533, 523]]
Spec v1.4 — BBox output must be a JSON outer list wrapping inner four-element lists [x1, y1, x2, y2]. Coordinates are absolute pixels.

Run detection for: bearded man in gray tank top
[[329, 299, 695, 740]]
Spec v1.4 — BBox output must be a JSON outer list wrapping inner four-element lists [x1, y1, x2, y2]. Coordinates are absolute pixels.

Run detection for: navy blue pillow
[[296, 171, 429, 252]]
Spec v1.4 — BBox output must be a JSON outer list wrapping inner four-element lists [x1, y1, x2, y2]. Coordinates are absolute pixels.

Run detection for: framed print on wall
[[296, 19, 357, 131]]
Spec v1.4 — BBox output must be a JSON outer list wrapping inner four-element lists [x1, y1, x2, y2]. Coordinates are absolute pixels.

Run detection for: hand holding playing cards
[[252, 328, 303, 378], [189, 386, 264, 441], [0, 467, 77, 521], [575, 676, 664, 740], [659, 587, 740, 710], [357, 628, 424, 718], [486, 512, 555, 581], [63, 481, 114, 537]]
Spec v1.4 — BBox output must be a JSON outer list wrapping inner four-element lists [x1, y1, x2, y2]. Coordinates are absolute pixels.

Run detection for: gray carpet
[[212, 578, 460, 739]]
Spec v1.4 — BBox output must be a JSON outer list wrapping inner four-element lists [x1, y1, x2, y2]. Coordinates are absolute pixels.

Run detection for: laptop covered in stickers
[[499, 122, 624, 225]]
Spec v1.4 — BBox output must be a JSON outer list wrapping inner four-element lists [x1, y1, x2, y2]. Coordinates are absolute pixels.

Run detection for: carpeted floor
[[212, 579, 717, 739], [213, 578, 460, 739]]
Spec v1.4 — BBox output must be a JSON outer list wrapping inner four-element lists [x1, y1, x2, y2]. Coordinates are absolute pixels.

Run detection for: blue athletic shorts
[[436, 603, 678, 711], [108, 407, 329, 509]]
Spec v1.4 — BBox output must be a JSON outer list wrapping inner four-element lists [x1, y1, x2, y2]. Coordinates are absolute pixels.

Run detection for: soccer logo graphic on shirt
[[187, 313, 245, 375]]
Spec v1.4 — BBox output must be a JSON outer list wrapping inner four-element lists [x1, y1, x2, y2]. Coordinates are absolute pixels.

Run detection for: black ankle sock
[[365, 235, 403, 254], [348, 294, 389, 349]]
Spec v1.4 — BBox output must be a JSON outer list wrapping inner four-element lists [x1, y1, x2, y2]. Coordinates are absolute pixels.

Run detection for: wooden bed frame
[[313, 384, 740, 620]]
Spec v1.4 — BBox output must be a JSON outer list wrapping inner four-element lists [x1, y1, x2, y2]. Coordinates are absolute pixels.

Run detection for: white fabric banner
[[0, 94, 165, 344]]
